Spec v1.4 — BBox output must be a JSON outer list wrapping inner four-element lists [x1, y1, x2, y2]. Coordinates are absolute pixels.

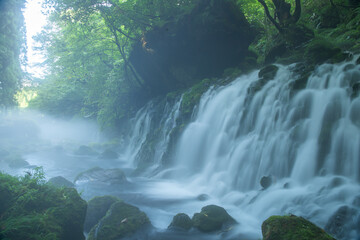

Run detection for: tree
[[0, 0, 27, 109], [257, 0, 301, 32]]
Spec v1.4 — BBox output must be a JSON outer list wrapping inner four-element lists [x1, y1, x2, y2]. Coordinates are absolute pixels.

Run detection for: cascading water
[[169, 57, 360, 239]]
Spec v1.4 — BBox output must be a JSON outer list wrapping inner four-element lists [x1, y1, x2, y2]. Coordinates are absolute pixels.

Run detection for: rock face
[[87, 201, 151, 240], [192, 205, 236, 232], [48, 176, 75, 188], [262, 215, 336, 240], [168, 213, 193, 231], [74, 167, 127, 184], [129, 0, 255, 96], [84, 195, 120, 232]]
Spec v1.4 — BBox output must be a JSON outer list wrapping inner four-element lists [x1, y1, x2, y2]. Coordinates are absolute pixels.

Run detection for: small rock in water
[[74, 167, 127, 184], [98, 149, 118, 159], [74, 145, 98, 156], [260, 175, 273, 189], [192, 205, 237, 233], [48, 176, 75, 188], [262, 215, 335, 240], [168, 213, 193, 231], [196, 194, 210, 201]]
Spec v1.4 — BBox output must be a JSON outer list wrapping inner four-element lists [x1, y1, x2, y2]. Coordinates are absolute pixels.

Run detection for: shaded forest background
[[1, 0, 360, 130]]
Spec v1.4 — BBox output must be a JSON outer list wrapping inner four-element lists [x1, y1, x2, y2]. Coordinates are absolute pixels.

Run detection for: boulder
[[260, 176, 273, 190], [192, 205, 236, 232], [325, 205, 357, 239], [74, 167, 127, 185], [4, 154, 29, 168], [48, 176, 75, 188], [87, 201, 151, 240], [197, 194, 210, 201], [84, 195, 120, 232], [98, 149, 119, 160], [262, 215, 336, 240], [74, 145, 98, 156], [168, 213, 193, 231]]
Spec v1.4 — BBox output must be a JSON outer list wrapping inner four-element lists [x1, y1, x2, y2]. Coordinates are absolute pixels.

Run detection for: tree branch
[[257, 0, 283, 32]]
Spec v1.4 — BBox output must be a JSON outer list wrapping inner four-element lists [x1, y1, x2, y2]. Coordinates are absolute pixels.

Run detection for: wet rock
[[328, 177, 345, 188], [84, 195, 120, 232], [197, 194, 210, 201], [356, 56, 360, 65], [4, 154, 29, 168], [98, 149, 119, 160], [262, 215, 335, 240], [87, 201, 151, 240], [48, 176, 75, 188], [260, 176, 273, 190], [168, 213, 193, 231], [258, 65, 279, 81], [74, 145, 98, 156], [325, 205, 357, 239], [192, 205, 237, 232], [352, 195, 360, 208], [74, 167, 127, 185]]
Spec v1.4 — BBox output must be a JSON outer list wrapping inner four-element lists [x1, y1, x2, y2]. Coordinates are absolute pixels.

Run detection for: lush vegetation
[[0, 168, 87, 240], [0, 0, 26, 109]]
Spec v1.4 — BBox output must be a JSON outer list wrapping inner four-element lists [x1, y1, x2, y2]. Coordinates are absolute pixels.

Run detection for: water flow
[[171, 58, 360, 238]]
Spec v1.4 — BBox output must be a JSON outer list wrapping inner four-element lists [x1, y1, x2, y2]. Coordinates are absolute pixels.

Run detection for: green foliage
[[0, 0, 27, 108], [0, 170, 87, 240]]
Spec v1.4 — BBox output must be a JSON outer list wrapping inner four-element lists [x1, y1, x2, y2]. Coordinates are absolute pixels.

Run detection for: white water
[[167, 59, 360, 239], [117, 57, 360, 239], [2, 58, 360, 239]]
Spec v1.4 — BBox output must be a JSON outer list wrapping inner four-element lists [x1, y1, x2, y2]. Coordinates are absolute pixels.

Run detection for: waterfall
[[118, 57, 360, 239]]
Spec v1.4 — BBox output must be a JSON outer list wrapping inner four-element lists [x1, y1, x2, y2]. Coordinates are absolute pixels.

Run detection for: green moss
[[180, 78, 213, 118], [262, 215, 336, 240], [87, 201, 151, 240], [305, 37, 343, 65]]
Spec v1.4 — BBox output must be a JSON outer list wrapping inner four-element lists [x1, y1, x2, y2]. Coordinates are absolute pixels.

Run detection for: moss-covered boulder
[[192, 205, 237, 232], [84, 195, 120, 232], [87, 201, 151, 240], [0, 172, 87, 240], [168, 213, 193, 231], [262, 215, 336, 240], [48, 176, 75, 188], [98, 149, 119, 160], [74, 145, 98, 156], [74, 167, 127, 184], [305, 38, 347, 65]]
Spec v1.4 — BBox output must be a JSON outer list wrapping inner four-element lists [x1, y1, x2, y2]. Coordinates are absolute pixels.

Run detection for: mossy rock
[[48, 176, 75, 188], [87, 201, 151, 240], [84, 195, 120, 232], [262, 215, 336, 240], [192, 205, 237, 232], [74, 167, 127, 184], [258, 65, 279, 81], [98, 149, 119, 160], [305, 38, 345, 65], [74, 145, 98, 156], [168, 213, 193, 231]]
